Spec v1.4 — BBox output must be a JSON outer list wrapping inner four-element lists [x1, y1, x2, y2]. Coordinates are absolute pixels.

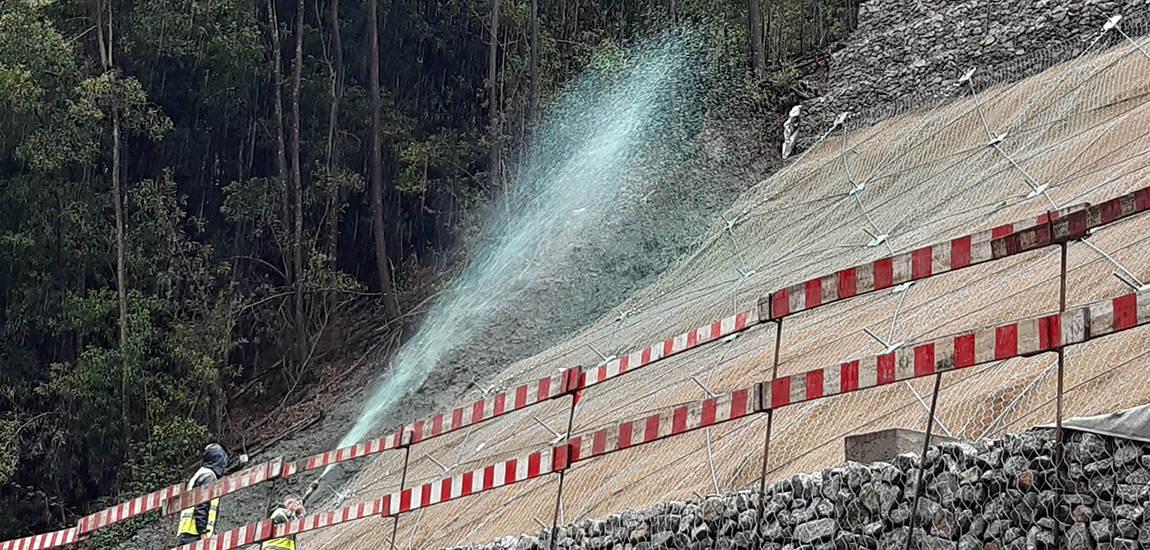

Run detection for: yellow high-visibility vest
[[260, 507, 296, 550], [177, 467, 219, 538]]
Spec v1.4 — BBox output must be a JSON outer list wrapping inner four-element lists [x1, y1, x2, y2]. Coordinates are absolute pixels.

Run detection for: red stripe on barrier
[[877, 353, 895, 385], [537, 377, 550, 401], [806, 370, 823, 400], [440, 477, 451, 502], [874, 258, 893, 290], [515, 385, 528, 409], [1135, 187, 1150, 212], [805, 279, 822, 308], [483, 466, 495, 490], [951, 236, 971, 269], [672, 407, 687, 434], [619, 422, 633, 448], [841, 361, 859, 392], [955, 334, 975, 368], [641, 347, 652, 365], [1113, 293, 1138, 330], [432, 414, 443, 437], [420, 484, 431, 508], [528, 452, 541, 477], [995, 324, 1017, 359], [771, 377, 790, 408], [914, 343, 935, 376], [702, 398, 717, 426], [1101, 198, 1123, 224], [687, 329, 698, 348], [618, 355, 629, 374], [644, 414, 660, 442], [461, 472, 473, 497], [662, 338, 674, 356], [399, 489, 412, 513], [451, 408, 463, 430], [839, 268, 857, 299], [911, 247, 932, 279], [505, 458, 518, 484], [992, 224, 1013, 239], [772, 289, 789, 319], [472, 400, 484, 424], [731, 388, 749, 417], [592, 429, 607, 456]]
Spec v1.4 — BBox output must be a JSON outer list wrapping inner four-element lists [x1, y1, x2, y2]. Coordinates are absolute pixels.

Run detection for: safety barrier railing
[[167, 286, 1150, 550], [1, 181, 1146, 550]]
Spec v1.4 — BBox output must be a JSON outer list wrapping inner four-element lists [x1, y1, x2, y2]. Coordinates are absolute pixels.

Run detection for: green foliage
[[0, 0, 855, 541]]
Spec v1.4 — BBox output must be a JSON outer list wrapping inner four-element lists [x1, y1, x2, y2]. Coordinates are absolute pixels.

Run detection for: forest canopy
[[0, 0, 853, 540]]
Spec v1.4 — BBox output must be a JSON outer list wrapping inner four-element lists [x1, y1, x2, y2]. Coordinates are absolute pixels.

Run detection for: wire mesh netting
[[296, 35, 1150, 550]]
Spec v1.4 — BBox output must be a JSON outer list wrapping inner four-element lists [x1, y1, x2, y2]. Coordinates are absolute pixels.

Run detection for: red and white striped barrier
[[762, 308, 1087, 409], [1087, 290, 1150, 338], [77, 483, 182, 534], [391, 445, 569, 515], [0, 528, 80, 550], [410, 368, 582, 444], [581, 311, 754, 388], [165, 290, 1149, 550], [174, 447, 573, 550], [164, 459, 282, 515], [283, 427, 409, 478], [764, 205, 1088, 321], [996, 186, 1150, 257], [566, 387, 758, 461]]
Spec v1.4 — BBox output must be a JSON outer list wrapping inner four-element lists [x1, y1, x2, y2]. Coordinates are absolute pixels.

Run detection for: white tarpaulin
[[1040, 403, 1150, 444], [781, 105, 801, 159]]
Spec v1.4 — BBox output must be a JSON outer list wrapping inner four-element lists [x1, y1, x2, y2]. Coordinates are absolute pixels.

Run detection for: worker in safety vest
[[175, 443, 228, 545], [260, 496, 306, 550]]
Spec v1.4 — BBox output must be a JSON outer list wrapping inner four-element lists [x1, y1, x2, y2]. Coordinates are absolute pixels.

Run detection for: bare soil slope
[[300, 41, 1150, 550]]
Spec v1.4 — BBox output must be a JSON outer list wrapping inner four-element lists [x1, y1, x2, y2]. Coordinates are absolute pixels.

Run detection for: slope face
[[297, 32, 1150, 550]]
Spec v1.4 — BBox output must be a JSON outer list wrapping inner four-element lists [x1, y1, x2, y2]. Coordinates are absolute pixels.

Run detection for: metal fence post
[[756, 318, 783, 550]]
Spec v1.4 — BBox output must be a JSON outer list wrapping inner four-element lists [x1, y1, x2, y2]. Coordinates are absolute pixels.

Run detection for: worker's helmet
[[203, 444, 228, 477], [284, 495, 305, 517]]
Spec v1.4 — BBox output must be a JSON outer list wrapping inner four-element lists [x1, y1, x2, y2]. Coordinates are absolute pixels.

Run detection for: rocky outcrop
[[798, 0, 1150, 141], [448, 429, 1150, 550]]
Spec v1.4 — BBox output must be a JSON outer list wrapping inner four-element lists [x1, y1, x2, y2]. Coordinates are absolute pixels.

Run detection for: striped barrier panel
[[565, 386, 759, 462], [173, 446, 573, 550], [763, 205, 1088, 321], [762, 309, 1088, 409], [0, 528, 80, 550], [409, 368, 582, 444], [581, 311, 754, 388], [163, 459, 283, 515], [1087, 290, 1150, 338], [386, 445, 570, 516], [998, 185, 1150, 256], [760, 289, 1150, 410], [282, 427, 409, 478], [76, 483, 182, 534]]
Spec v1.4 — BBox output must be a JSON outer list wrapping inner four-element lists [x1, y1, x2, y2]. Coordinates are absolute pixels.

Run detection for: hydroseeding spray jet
[[302, 32, 712, 503]]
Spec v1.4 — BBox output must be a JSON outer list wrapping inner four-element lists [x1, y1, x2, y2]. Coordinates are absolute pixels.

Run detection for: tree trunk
[[748, 0, 765, 78], [324, 0, 343, 269], [366, 0, 399, 319], [528, 0, 538, 128], [488, 0, 502, 199], [266, 0, 291, 283], [764, 0, 772, 66], [290, 0, 307, 367], [90, 0, 131, 452]]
